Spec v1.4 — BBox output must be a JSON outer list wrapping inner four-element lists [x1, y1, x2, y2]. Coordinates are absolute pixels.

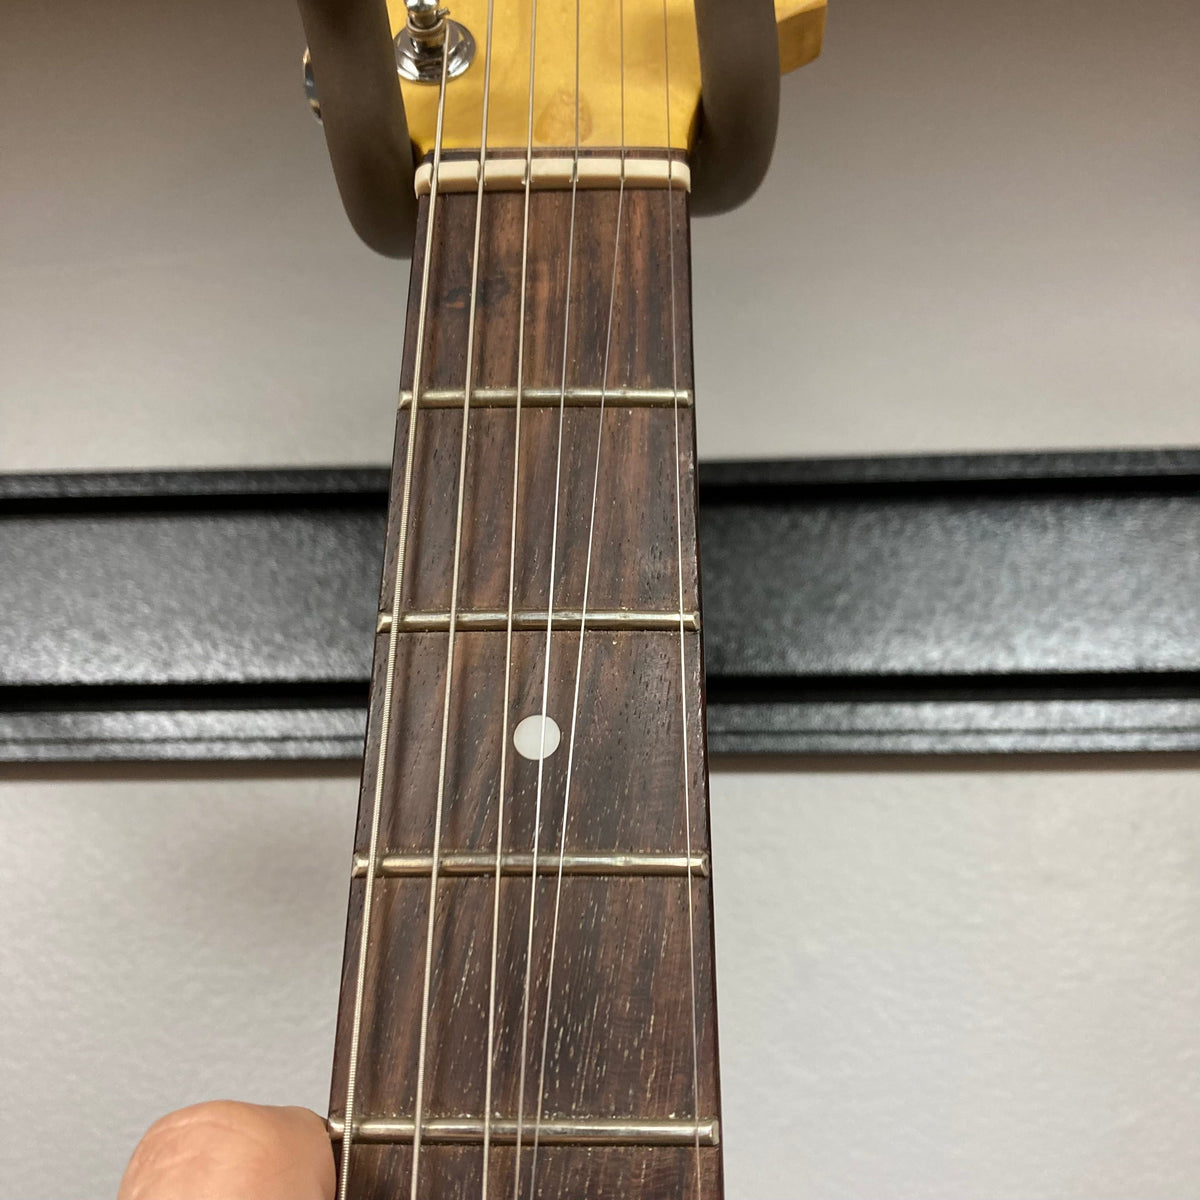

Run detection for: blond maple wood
[[387, 0, 826, 156]]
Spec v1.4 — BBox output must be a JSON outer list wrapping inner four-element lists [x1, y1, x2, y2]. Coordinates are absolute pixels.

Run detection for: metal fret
[[377, 609, 701, 634], [352, 851, 709, 879], [400, 386, 692, 409], [328, 1116, 720, 1147]]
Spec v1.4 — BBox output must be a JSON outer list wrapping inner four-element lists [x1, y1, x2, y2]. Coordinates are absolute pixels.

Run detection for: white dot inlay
[[513, 713, 562, 761]]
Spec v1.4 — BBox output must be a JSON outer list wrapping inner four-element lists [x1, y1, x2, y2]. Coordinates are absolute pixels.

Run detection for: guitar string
[[513, 0, 581, 1194], [407, 1, 499, 1195], [661, 2, 706, 1193], [337, 31, 451, 1200], [480, 0, 539, 1195], [525, 1, 626, 1196]]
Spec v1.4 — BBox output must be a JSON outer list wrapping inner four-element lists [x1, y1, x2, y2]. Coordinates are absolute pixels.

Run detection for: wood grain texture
[[394, 406, 699, 614], [357, 630, 707, 855], [331, 181, 721, 1199], [332, 877, 718, 1118]]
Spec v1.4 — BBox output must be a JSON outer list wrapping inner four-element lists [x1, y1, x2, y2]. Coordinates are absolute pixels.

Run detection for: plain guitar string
[[337, 31, 453, 1200], [481, 0, 539, 1194], [512, 0, 582, 1192], [407, 0, 500, 1196], [507, 1, 546, 1196], [525, 0, 627, 1197], [662, 1, 706, 1193]]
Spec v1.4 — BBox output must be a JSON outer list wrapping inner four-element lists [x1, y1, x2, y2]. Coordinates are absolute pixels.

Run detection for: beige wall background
[[1, 0, 1198, 1197]]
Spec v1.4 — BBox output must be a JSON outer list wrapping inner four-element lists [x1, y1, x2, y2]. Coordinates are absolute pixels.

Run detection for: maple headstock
[[298, 0, 826, 254]]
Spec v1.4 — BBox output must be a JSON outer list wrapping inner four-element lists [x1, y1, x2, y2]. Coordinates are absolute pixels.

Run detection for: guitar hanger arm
[[689, 0, 780, 215], [296, 0, 418, 257]]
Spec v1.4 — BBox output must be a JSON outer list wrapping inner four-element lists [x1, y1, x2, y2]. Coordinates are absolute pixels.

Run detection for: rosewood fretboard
[[329, 166, 722, 1200]]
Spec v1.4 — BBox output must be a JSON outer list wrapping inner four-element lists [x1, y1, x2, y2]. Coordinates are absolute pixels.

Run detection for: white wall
[[3, 761, 1198, 1198], [1, 0, 1198, 1197], [3, 0, 1198, 469]]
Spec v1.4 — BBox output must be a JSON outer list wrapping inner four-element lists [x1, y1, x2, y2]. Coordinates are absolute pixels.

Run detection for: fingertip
[[273, 1105, 337, 1199], [118, 1100, 336, 1200]]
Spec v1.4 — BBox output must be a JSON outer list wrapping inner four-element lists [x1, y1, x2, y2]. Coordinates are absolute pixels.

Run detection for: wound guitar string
[[480, 0, 533, 1192], [338, 30, 453, 1200], [662, 1, 705, 1193], [406, 0, 500, 1195]]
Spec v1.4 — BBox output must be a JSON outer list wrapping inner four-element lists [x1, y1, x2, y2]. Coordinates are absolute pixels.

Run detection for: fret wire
[[352, 851, 710, 878], [336, 31, 452, 1200], [378, 609, 700, 633], [408, 4, 498, 1197], [330, 1116, 720, 1147], [400, 385, 692, 408]]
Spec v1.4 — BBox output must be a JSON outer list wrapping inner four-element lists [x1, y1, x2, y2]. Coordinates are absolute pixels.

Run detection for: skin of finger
[[117, 1101, 336, 1200]]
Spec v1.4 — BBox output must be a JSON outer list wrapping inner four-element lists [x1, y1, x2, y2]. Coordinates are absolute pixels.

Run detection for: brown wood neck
[[329, 179, 723, 1200]]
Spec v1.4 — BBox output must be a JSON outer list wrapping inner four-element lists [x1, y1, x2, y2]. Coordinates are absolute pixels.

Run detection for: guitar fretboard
[[329, 170, 722, 1200]]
